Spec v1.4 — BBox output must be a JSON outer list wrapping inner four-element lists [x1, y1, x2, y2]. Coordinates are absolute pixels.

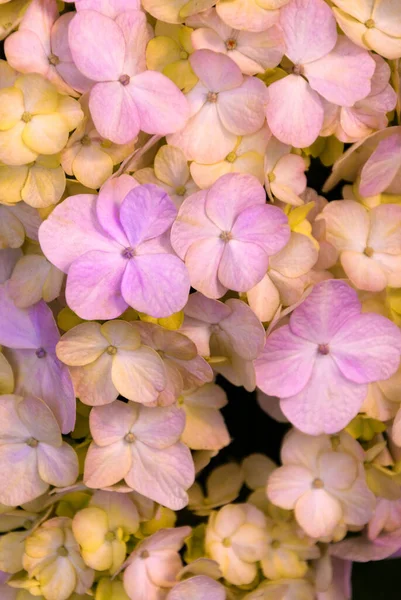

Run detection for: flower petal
[[131, 405, 185, 448], [37, 442, 78, 487], [295, 489, 342, 538], [89, 81, 140, 144], [84, 441, 131, 488], [185, 237, 226, 298], [56, 322, 107, 366], [189, 49, 243, 92], [111, 347, 166, 404], [267, 465, 314, 509], [96, 174, 137, 247]]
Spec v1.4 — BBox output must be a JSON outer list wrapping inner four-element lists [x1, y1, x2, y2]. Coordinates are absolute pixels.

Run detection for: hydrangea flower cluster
[[0, 0, 401, 599]]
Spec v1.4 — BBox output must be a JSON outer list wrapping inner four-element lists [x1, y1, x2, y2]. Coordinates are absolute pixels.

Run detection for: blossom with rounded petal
[[188, 8, 284, 75], [264, 137, 307, 205], [190, 125, 270, 189], [0, 203, 42, 248], [205, 503, 268, 585], [0, 73, 83, 166], [265, 0, 375, 148], [134, 145, 199, 208], [167, 50, 267, 163], [318, 201, 401, 291], [321, 55, 397, 144], [332, 0, 401, 59], [134, 321, 213, 406], [39, 178, 190, 319], [358, 133, 401, 197], [171, 173, 290, 298], [180, 292, 265, 391], [68, 9, 189, 144], [72, 490, 139, 573], [255, 279, 401, 434], [8, 250, 63, 308], [146, 23, 197, 93], [188, 463, 244, 516], [0, 394, 78, 507], [330, 528, 401, 562], [5, 1, 91, 95], [141, 0, 216, 24], [167, 575, 226, 600], [11, 517, 94, 600], [0, 0, 31, 42], [123, 527, 190, 600], [56, 320, 167, 406], [179, 382, 229, 451], [84, 400, 195, 509], [247, 232, 318, 322], [0, 154, 65, 208], [216, 0, 289, 33], [61, 99, 137, 190], [267, 429, 375, 538], [0, 283, 75, 433]]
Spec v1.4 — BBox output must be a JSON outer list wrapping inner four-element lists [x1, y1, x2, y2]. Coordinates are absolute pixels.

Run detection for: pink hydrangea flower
[[180, 292, 265, 391], [267, 429, 375, 538], [72, 0, 140, 17], [330, 528, 401, 562], [5, 0, 92, 95], [265, 0, 376, 147], [123, 527, 190, 600], [264, 136, 307, 205], [358, 132, 401, 197], [134, 322, 213, 406], [255, 280, 401, 434], [171, 173, 290, 298], [167, 50, 267, 163], [68, 9, 189, 143], [0, 394, 78, 506], [39, 177, 190, 319], [187, 8, 285, 75], [0, 282, 75, 433], [167, 575, 226, 600], [84, 400, 195, 509]]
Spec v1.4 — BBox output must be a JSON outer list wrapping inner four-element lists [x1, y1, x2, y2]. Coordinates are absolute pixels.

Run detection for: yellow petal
[[58, 95, 84, 131], [179, 0, 216, 19], [163, 59, 198, 92], [22, 162, 66, 208], [154, 144, 189, 187], [158, 311, 184, 330], [0, 87, 24, 131], [57, 307, 85, 332], [72, 144, 113, 189], [178, 25, 194, 54], [0, 164, 28, 205], [15, 73, 58, 115], [0, 0, 30, 42], [0, 353, 14, 394], [22, 113, 69, 155], [146, 36, 181, 71], [72, 507, 109, 551], [0, 121, 38, 166]]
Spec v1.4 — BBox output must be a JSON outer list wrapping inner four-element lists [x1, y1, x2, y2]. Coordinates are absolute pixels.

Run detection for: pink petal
[[111, 347, 166, 404], [304, 36, 376, 107], [89, 81, 140, 144], [5, 30, 49, 78], [120, 184, 176, 247], [37, 442, 78, 486], [340, 250, 388, 291], [96, 175, 138, 247], [318, 199, 369, 252], [131, 405, 185, 449], [330, 531, 401, 562], [20, 0, 57, 51], [231, 203, 290, 255], [17, 395, 61, 445], [289, 280, 361, 344], [205, 172, 266, 231], [359, 134, 401, 197], [218, 239, 269, 292], [191, 27, 227, 54], [51, 13, 74, 61], [0, 394, 32, 441], [267, 465, 313, 509], [266, 75, 324, 148], [76, 0, 141, 16], [171, 190, 220, 260], [126, 441, 194, 510], [216, 0, 280, 33], [217, 76, 267, 135], [167, 576, 226, 600], [121, 253, 190, 318], [280, 356, 367, 434], [189, 49, 243, 92], [369, 204, 401, 254], [66, 250, 128, 320], [39, 194, 118, 273], [70, 354, 118, 406], [330, 313, 401, 384], [90, 400, 138, 445], [185, 237, 226, 299], [0, 444, 47, 506], [255, 324, 316, 397], [0, 283, 40, 348], [84, 441, 131, 488], [279, 0, 337, 64], [295, 489, 343, 538], [318, 451, 358, 491], [131, 71, 190, 135], [68, 10, 125, 81], [222, 298, 265, 360], [115, 10, 149, 76]]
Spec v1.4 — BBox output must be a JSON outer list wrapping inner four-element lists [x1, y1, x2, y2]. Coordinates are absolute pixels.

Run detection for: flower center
[[57, 547, 69, 557], [292, 64, 304, 76], [222, 538, 231, 548], [317, 344, 330, 355], [125, 432, 135, 443], [220, 231, 232, 242], [122, 247, 135, 259], [140, 550, 150, 559], [365, 18, 375, 28], [81, 134, 91, 146], [21, 112, 32, 123], [26, 437, 39, 448], [35, 347, 47, 358], [176, 185, 186, 196], [207, 91, 218, 103], [271, 540, 281, 549], [119, 74, 130, 86], [48, 53, 60, 66], [363, 246, 374, 257], [106, 345, 117, 355], [101, 139, 112, 148], [180, 50, 188, 60], [225, 151, 237, 163], [105, 531, 116, 542], [312, 478, 324, 489], [268, 172, 276, 182], [225, 38, 237, 50]]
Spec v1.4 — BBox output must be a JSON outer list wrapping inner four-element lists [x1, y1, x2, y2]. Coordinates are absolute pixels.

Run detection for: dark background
[[1, 29, 400, 596]]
